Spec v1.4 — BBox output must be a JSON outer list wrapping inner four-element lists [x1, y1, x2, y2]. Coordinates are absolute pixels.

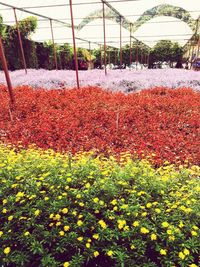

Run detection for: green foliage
[[0, 146, 199, 267]]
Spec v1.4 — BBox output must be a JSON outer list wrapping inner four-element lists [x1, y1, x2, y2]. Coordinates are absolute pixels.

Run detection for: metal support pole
[[50, 19, 58, 70], [120, 17, 122, 68], [13, 8, 27, 74], [69, 0, 79, 88], [129, 23, 132, 66], [102, 2, 107, 75], [0, 36, 15, 105], [136, 43, 138, 70], [100, 44, 102, 69]]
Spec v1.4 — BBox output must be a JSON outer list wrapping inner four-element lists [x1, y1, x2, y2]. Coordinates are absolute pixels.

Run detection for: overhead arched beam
[[131, 4, 196, 33], [78, 4, 196, 34]]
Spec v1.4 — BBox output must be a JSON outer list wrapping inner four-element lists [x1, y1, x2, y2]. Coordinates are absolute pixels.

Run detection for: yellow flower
[[183, 248, 190, 255], [191, 231, 198, 236], [64, 225, 70, 231], [86, 243, 90, 248], [8, 215, 13, 221], [130, 244, 135, 250], [151, 233, 157, 240], [66, 177, 72, 182], [63, 262, 70, 267], [77, 236, 83, 241], [2, 208, 7, 214], [79, 202, 84, 207], [107, 250, 114, 257], [178, 252, 185, 260], [179, 221, 184, 228], [77, 220, 83, 226], [141, 212, 147, 217], [85, 183, 90, 188], [34, 209, 40, 216], [132, 221, 139, 227], [189, 264, 198, 267], [16, 191, 24, 198], [44, 197, 49, 201], [110, 199, 117, 205], [98, 220, 107, 229], [167, 229, 172, 235], [155, 208, 161, 213], [168, 235, 175, 241], [24, 231, 30, 236], [140, 227, 149, 234], [62, 208, 68, 214], [146, 203, 152, 208], [0, 231, 3, 237], [93, 197, 99, 203], [59, 231, 65, 236], [162, 222, 169, 228], [160, 249, 167, 255], [92, 234, 99, 240], [94, 251, 99, 257], [56, 222, 61, 226], [4, 247, 11, 254], [3, 199, 7, 205]]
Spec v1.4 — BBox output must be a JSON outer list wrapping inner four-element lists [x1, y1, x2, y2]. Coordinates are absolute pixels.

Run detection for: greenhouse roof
[[0, 0, 199, 48]]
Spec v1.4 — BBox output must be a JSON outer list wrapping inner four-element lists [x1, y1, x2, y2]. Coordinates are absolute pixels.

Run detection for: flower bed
[[0, 86, 200, 165], [0, 69, 200, 92], [0, 145, 199, 267]]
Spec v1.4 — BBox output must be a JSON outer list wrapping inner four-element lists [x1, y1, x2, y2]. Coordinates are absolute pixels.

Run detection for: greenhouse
[[0, 1, 199, 267]]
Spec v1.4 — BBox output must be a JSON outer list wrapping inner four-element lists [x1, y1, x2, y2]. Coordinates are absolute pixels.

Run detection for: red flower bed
[[0, 85, 199, 164]]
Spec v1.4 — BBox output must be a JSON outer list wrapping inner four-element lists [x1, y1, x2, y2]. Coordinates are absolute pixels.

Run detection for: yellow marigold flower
[[110, 199, 117, 205], [162, 222, 169, 228], [54, 214, 61, 221], [86, 243, 90, 248], [167, 229, 172, 235], [56, 222, 61, 226], [0, 231, 3, 237], [160, 249, 167, 255], [155, 208, 161, 214], [191, 231, 198, 236], [62, 208, 68, 214], [98, 220, 107, 229], [93, 197, 99, 203], [151, 233, 157, 240], [130, 244, 135, 250], [146, 203, 152, 208], [140, 227, 149, 234], [92, 234, 99, 240], [8, 215, 13, 221], [77, 220, 83, 226], [178, 252, 185, 260], [132, 221, 139, 227], [4, 247, 11, 254], [168, 235, 175, 241], [24, 231, 30, 236], [76, 194, 81, 199], [66, 177, 72, 182], [63, 262, 70, 267], [189, 264, 198, 267], [141, 212, 147, 217], [2, 208, 7, 214], [77, 237, 83, 241], [64, 225, 70, 231], [49, 213, 54, 219], [3, 199, 7, 205], [16, 192, 24, 198], [85, 183, 90, 188], [183, 248, 190, 255], [79, 202, 84, 207], [94, 251, 99, 257], [107, 250, 113, 257], [59, 231, 65, 236], [179, 221, 184, 228], [34, 209, 40, 216]]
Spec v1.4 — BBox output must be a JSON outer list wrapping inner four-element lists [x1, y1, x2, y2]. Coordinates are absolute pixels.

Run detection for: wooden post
[[50, 19, 58, 70], [69, 0, 80, 88], [13, 8, 27, 74], [102, 2, 107, 75], [0, 36, 15, 105]]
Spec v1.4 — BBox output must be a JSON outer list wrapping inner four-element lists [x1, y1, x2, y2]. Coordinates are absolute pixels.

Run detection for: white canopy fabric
[[0, 0, 199, 48]]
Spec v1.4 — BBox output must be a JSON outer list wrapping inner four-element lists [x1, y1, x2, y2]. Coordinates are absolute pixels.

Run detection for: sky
[[0, 0, 199, 48]]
